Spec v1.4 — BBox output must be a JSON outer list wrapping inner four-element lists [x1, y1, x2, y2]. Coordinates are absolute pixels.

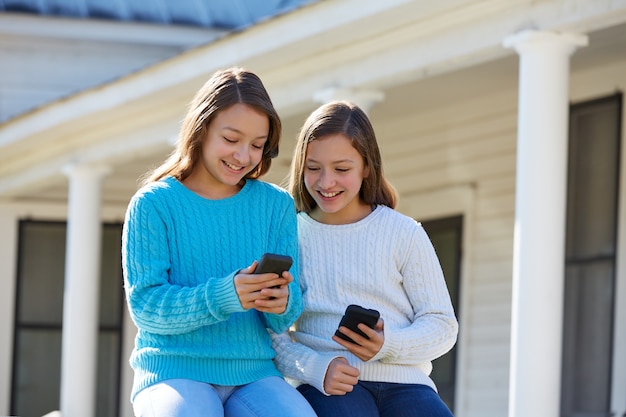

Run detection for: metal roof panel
[[0, 0, 316, 29]]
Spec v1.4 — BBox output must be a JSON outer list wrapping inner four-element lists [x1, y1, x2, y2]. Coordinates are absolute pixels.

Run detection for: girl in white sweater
[[272, 101, 458, 417]]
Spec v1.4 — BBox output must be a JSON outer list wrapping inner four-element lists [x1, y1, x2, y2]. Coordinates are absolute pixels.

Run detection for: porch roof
[[0, 0, 314, 30], [0, 0, 625, 209]]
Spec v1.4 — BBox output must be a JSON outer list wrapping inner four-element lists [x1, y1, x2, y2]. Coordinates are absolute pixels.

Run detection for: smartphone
[[254, 253, 293, 275], [255, 253, 293, 296], [335, 304, 380, 344]]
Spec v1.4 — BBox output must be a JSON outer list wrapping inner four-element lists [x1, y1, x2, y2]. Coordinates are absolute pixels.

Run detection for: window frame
[[11, 220, 125, 417]]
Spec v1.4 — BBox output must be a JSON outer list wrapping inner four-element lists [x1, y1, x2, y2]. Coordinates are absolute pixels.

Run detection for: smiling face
[[304, 133, 372, 224], [186, 103, 269, 199]]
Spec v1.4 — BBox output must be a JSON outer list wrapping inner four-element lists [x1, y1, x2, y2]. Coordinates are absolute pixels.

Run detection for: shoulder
[[130, 177, 175, 201], [126, 177, 180, 214], [247, 180, 293, 204], [375, 205, 420, 231], [373, 206, 433, 249], [248, 179, 290, 195]]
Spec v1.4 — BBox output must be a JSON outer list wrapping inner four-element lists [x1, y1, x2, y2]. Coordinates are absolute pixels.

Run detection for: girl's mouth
[[223, 161, 245, 172]]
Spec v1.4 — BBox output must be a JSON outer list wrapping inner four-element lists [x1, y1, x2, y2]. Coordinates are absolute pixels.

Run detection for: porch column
[[313, 87, 384, 113], [60, 163, 110, 417], [503, 30, 587, 417]]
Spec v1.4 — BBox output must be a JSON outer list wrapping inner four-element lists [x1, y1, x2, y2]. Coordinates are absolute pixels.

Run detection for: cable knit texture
[[122, 176, 302, 401], [272, 205, 458, 394]]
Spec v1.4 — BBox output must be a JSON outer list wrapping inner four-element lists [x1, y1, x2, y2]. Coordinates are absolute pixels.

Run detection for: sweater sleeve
[[122, 192, 244, 335], [260, 195, 304, 333], [373, 223, 458, 364], [271, 331, 341, 394]]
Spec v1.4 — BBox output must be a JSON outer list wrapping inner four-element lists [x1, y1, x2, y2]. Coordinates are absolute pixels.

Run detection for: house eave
[[0, 0, 624, 200]]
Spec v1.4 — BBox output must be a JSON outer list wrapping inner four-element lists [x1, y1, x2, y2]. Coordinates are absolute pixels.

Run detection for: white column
[[0, 207, 18, 415], [60, 163, 110, 417], [503, 30, 587, 417], [313, 87, 384, 113], [120, 313, 138, 417]]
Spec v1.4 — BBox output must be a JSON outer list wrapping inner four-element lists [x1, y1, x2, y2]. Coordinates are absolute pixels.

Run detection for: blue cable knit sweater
[[122, 176, 302, 401]]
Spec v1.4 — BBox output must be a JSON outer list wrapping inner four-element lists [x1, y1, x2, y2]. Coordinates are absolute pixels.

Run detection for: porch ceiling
[[1, 0, 625, 211]]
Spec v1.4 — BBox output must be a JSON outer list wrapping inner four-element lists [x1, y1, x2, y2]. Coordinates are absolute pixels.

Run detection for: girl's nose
[[233, 145, 250, 165], [317, 170, 335, 188]]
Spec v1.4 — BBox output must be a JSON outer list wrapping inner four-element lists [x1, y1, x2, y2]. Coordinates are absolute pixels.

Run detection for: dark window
[[561, 94, 621, 417], [12, 221, 124, 417], [423, 215, 462, 411]]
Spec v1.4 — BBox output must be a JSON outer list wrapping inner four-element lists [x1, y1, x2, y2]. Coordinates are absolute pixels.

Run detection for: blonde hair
[[142, 67, 281, 186], [288, 101, 397, 212]]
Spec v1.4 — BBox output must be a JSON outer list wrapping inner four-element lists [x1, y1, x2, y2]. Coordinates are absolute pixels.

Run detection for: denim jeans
[[133, 376, 317, 417], [298, 381, 454, 417]]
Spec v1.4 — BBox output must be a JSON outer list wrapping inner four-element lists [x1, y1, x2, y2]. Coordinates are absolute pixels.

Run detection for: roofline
[[1, 0, 625, 198], [0, 12, 227, 47]]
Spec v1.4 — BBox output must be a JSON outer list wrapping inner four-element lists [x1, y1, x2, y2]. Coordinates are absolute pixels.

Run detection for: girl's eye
[[252, 143, 264, 150], [336, 168, 350, 172], [223, 137, 236, 144], [305, 166, 319, 171]]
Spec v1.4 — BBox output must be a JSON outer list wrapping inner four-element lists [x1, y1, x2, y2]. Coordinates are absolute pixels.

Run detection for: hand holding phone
[[234, 254, 293, 311], [335, 304, 380, 344]]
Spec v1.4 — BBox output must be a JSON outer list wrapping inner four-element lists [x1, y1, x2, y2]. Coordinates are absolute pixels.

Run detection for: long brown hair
[[288, 100, 397, 212], [142, 67, 281, 186]]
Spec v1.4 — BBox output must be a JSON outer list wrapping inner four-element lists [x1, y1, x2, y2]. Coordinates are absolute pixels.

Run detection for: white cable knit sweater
[[272, 205, 458, 395]]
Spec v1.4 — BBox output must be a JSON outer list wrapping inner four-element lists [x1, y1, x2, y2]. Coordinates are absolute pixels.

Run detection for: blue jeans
[[133, 377, 317, 417], [298, 381, 453, 417]]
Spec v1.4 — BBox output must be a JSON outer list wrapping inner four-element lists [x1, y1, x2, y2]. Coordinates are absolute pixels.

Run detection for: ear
[[363, 164, 370, 179]]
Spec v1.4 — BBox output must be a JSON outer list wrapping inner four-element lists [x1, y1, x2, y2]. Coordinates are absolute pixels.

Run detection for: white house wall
[[0, 13, 224, 123]]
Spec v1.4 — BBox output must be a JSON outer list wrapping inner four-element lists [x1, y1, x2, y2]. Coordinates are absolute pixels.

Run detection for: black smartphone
[[254, 253, 293, 275], [255, 253, 293, 295], [335, 304, 380, 344]]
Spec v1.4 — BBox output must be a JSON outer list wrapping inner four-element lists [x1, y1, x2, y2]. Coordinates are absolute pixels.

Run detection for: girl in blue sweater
[[122, 67, 316, 417]]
